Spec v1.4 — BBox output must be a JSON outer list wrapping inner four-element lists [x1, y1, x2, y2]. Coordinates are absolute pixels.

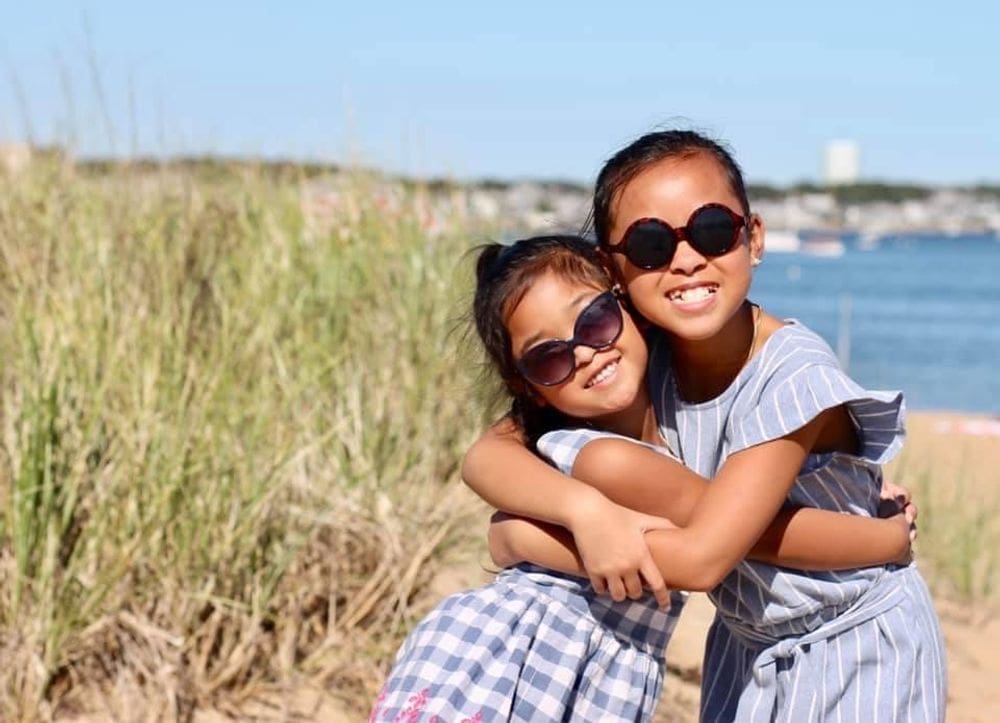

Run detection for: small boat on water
[[800, 235, 846, 258], [856, 232, 880, 251], [766, 230, 801, 253]]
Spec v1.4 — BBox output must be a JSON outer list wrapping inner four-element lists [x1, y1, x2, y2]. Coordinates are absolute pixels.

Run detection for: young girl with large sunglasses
[[370, 235, 915, 723], [467, 131, 946, 721]]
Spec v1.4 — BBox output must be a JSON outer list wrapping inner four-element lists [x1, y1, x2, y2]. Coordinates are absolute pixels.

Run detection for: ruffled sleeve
[[537, 428, 678, 476], [730, 358, 905, 465]]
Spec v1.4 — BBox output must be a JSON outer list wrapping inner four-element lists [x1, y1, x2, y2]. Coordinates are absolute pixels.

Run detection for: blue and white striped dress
[[647, 320, 947, 722], [371, 434, 687, 723]]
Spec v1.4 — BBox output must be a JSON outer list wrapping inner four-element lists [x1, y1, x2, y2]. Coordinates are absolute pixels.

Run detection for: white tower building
[[824, 140, 861, 185]]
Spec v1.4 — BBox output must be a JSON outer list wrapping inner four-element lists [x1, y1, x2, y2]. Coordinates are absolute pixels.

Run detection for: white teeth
[[586, 361, 618, 388], [670, 286, 716, 302]]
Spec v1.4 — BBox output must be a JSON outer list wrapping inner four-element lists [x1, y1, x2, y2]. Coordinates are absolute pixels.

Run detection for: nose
[[669, 238, 708, 275], [573, 343, 598, 368]]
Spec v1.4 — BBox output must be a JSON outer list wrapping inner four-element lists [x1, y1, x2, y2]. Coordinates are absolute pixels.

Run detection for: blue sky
[[3, 1, 998, 185]]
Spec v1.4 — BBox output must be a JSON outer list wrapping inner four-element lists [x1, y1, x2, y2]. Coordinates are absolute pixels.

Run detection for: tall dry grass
[[885, 415, 1000, 605], [0, 160, 493, 719]]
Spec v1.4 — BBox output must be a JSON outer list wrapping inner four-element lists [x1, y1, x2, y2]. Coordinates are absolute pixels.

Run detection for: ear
[[747, 212, 766, 266], [596, 246, 626, 284]]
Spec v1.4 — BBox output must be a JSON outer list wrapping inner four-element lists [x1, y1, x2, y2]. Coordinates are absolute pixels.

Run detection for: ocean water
[[750, 233, 1000, 413]]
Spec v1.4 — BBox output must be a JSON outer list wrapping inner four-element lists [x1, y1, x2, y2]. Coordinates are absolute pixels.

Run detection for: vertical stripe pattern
[[647, 320, 947, 721]]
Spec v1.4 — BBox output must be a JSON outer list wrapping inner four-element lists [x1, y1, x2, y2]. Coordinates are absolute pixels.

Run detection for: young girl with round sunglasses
[[467, 131, 946, 721], [371, 235, 915, 723]]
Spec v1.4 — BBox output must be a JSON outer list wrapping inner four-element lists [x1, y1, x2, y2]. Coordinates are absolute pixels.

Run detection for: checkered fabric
[[537, 428, 680, 477], [372, 428, 688, 722], [371, 564, 684, 722]]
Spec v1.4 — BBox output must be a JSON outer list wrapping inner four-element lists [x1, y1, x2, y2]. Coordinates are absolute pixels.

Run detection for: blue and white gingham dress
[[648, 320, 947, 722], [371, 434, 687, 723]]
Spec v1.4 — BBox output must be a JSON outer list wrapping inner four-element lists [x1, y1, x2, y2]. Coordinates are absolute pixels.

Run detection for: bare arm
[[570, 437, 909, 569], [462, 418, 604, 529], [491, 434, 909, 579], [644, 407, 848, 590], [492, 509, 909, 583], [462, 419, 673, 604]]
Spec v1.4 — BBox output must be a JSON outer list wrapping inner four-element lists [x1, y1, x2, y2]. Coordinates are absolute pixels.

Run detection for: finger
[[590, 576, 608, 596], [641, 514, 675, 532], [881, 479, 903, 495], [904, 501, 919, 524], [624, 572, 644, 600], [607, 577, 627, 603], [640, 558, 670, 608]]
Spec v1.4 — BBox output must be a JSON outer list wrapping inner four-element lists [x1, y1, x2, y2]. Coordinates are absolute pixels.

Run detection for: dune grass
[[0, 161, 495, 719], [885, 416, 1000, 604]]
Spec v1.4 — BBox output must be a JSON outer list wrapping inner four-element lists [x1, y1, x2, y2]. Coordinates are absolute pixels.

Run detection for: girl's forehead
[[520, 273, 603, 306], [615, 153, 738, 220], [507, 272, 601, 318]]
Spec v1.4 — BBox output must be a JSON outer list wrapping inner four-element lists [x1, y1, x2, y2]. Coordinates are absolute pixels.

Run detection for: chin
[[605, 384, 644, 412], [659, 306, 739, 341]]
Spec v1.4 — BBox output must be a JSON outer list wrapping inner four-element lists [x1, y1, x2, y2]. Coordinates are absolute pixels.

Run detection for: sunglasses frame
[[606, 203, 749, 270], [515, 289, 625, 387]]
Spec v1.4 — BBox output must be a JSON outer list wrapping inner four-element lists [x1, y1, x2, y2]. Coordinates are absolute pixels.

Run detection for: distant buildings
[[824, 140, 861, 185]]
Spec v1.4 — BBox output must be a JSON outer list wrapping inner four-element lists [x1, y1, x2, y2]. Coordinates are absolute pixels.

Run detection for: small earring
[[751, 257, 762, 267]]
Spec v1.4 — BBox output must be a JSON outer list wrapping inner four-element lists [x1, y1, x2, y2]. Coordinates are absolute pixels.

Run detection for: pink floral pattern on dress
[[369, 687, 485, 722]]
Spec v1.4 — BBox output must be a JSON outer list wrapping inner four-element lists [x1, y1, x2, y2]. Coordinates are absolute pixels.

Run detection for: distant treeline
[[75, 155, 342, 182], [749, 182, 1000, 204], [69, 156, 1000, 202]]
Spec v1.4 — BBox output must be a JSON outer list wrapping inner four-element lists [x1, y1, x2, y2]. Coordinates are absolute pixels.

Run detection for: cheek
[[626, 341, 649, 378], [722, 254, 754, 290], [623, 275, 664, 321]]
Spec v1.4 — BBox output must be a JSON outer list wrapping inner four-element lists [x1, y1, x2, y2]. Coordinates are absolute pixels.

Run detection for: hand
[[879, 479, 918, 542], [885, 511, 914, 565], [568, 493, 675, 607]]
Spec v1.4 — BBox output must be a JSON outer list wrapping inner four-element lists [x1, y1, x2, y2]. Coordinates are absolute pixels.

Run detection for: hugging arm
[[463, 419, 674, 604], [637, 407, 908, 590], [567, 436, 911, 571], [478, 414, 910, 595]]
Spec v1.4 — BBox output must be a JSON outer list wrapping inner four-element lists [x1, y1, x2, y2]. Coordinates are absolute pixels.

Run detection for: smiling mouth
[[585, 359, 619, 388], [668, 284, 718, 303]]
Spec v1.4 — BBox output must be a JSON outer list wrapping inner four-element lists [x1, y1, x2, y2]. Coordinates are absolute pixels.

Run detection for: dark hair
[[473, 235, 615, 445], [588, 129, 750, 245]]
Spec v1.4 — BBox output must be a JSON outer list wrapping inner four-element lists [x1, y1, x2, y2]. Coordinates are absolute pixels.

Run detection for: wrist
[[885, 514, 912, 564], [564, 485, 611, 531]]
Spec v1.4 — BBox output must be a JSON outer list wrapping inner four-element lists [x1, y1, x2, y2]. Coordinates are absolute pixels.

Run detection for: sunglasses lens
[[624, 221, 676, 269], [516, 292, 624, 387], [576, 293, 623, 348], [689, 206, 741, 255], [519, 341, 574, 386]]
